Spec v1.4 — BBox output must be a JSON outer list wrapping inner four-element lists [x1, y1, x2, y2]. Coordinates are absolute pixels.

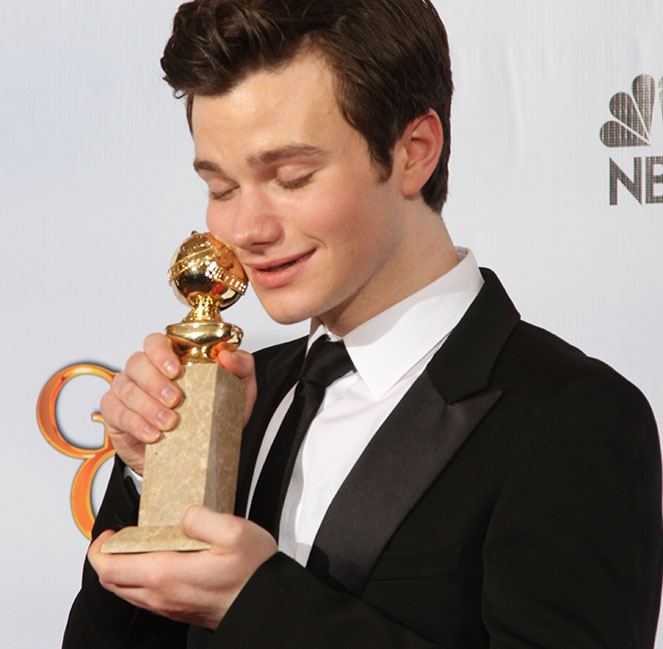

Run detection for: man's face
[[192, 52, 409, 335]]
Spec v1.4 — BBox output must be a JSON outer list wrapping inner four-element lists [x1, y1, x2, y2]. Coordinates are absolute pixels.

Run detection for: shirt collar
[[308, 248, 484, 398]]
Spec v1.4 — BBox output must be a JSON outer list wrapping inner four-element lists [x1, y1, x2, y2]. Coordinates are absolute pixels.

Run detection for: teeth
[[267, 260, 295, 272]]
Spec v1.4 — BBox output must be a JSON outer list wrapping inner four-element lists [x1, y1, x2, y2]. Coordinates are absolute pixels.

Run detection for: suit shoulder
[[496, 320, 658, 452], [499, 319, 634, 391], [251, 336, 307, 374]]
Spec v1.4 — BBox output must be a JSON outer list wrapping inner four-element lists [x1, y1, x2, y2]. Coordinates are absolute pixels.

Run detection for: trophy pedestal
[[102, 362, 244, 553], [101, 525, 211, 553]]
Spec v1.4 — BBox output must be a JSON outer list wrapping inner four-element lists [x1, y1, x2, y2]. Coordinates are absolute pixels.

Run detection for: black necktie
[[249, 335, 354, 538]]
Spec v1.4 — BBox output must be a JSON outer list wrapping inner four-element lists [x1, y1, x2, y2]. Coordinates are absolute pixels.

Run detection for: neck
[[322, 207, 458, 336]]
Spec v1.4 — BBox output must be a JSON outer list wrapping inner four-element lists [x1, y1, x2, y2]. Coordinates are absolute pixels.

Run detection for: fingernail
[[144, 424, 161, 442], [164, 360, 178, 377], [157, 410, 176, 428], [161, 386, 178, 406]]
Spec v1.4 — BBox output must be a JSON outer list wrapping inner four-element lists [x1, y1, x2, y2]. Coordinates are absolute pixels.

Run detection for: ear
[[395, 109, 443, 198]]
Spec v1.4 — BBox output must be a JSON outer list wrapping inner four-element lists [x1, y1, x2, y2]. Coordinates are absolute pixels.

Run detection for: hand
[[100, 333, 257, 475], [89, 506, 277, 628]]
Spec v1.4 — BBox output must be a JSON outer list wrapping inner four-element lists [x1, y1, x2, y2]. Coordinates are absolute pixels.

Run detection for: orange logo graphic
[[37, 364, 117, 539]]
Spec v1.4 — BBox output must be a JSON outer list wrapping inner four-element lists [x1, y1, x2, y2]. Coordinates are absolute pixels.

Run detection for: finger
[[91, 529, 115, 551], [124, 352, 182, 409], [87, 530, 116, 575], [144, 333, 181, 380], [102, 387, 171, 449], [90, 534, 181, 589], [101, 389, 159, 445], [95, 555, 224, 626], [216, 349, 254, 381], [89, 535, 238, 626], [110, 372, 178, 433]]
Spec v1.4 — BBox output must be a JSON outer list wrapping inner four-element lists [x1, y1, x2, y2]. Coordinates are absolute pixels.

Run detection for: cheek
[[206, 205, 221, 235], [332, 193, 392, 252], [206, 205, 233, 246]]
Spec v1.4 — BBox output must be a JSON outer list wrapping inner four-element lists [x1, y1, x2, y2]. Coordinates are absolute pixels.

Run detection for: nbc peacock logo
[[600, 74, 663, 206]]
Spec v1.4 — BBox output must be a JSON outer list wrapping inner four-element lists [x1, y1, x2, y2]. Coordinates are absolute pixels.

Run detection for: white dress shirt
[[246, 248, 484, 566]]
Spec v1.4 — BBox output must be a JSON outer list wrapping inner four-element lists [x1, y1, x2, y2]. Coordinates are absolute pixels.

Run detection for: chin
[[268, 313, 309, 326], [257, 289, 341, 327], [258, 300, 314, 326]]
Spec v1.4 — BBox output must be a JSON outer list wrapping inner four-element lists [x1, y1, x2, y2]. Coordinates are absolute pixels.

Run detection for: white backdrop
[[1, 1, 661, 646]]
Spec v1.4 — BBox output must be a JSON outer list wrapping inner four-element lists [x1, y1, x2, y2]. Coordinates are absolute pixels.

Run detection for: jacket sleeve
[[61, 456, 188, 649], [200, 373, 662, 649], [481, 373, 662, 649]]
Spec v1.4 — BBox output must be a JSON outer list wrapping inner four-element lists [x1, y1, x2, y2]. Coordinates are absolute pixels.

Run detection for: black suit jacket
[[63, 270, 663, 649]]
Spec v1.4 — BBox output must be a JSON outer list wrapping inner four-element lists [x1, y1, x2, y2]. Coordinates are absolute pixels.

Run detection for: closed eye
[[208, 187, 238, 201], [276, 173, 314, 190], [207, 172, 314, 200]]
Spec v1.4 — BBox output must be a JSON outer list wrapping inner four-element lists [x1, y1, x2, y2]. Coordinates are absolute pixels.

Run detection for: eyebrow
[[247, 144, 326, 167], [193, 143, 327, 175]]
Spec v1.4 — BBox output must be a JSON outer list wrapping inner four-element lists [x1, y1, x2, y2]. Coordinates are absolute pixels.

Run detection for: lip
[[246, 250, 315, 289]]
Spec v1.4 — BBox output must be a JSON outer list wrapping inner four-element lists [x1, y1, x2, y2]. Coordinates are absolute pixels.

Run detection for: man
[[63, 0, 663, 647]]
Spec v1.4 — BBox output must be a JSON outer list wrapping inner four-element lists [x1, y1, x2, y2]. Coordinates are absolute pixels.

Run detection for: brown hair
[[161, 0, 453, 212]]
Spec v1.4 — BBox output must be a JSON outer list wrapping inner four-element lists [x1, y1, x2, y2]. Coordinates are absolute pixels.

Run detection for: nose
[[207, 188, 282, 251]]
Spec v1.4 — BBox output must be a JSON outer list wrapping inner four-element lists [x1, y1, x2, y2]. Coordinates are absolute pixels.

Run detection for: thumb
[[180, 505, 236, 548], [215, 349, 254, 381], [181, 506, 272, 556]]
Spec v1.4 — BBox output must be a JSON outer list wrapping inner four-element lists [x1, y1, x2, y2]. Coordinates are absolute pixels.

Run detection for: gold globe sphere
[[165, 232, 247, 363], [168, 231, 247, 319]]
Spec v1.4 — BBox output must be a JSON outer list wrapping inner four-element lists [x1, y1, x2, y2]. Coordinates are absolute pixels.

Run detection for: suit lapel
[[307, 373, 502, 595], [234, 338, 307, 516], [308, 269, 520, 594]]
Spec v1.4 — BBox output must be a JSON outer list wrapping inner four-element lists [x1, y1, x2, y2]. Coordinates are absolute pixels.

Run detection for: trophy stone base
[[102, 362, 244, 554], [101, 525, 211, 553]]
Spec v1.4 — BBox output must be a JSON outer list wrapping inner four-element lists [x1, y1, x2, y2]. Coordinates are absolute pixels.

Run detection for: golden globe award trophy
[[102, 232, 247, 553]]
